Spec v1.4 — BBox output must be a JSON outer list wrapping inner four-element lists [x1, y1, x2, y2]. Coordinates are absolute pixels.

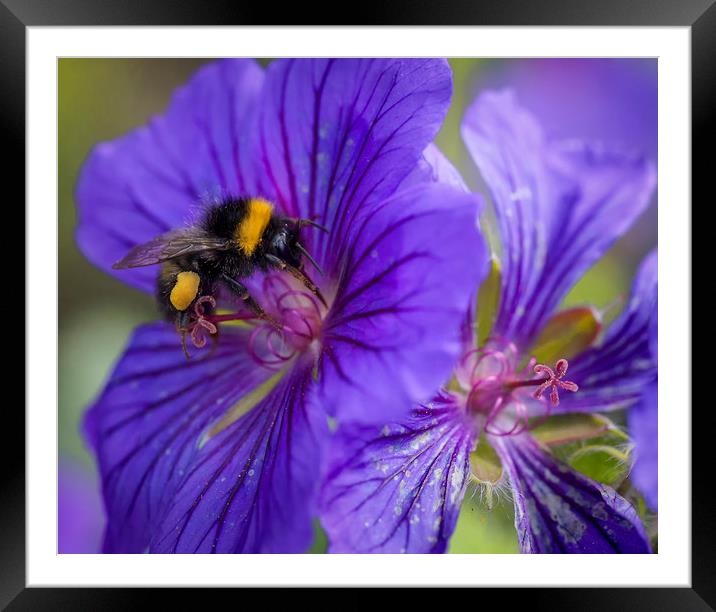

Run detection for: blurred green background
[[58, 58, 657, 553]]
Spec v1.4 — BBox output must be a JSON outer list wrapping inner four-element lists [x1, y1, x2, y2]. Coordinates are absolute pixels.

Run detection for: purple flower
[[76, 59, 487, 553], [319, 90, 657, 553]]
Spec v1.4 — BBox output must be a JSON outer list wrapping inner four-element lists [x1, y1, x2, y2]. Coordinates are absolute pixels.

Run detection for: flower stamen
[[461, 345, 580, 437], [178, 296, 220, 358], [178, 274, 327, 365]]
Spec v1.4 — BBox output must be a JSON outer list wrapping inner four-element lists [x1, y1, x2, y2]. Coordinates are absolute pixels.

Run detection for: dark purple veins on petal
[[254, 58, 453, 273], [150, 365, 327, 554], [319, 395, 475, 553], [85, 322, 274, 553], [494, 435, 651, 553], [315, 183, 487, 425]]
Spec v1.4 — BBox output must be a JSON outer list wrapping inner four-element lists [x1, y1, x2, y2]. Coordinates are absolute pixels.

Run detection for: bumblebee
[[113, 197, 327, 353]]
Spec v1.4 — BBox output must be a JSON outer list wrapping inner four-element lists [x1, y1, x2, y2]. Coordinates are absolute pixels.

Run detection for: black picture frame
[[5, 0, 705, 607]]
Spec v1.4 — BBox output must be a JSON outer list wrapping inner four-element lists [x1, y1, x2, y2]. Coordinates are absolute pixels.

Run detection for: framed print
[[5, 0, 706, 606]]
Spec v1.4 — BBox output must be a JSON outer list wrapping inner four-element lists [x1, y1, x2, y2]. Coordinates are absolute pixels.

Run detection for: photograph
[[58, 57, 658, 555]]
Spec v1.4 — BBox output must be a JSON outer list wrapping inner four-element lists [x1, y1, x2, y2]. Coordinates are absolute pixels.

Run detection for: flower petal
[[629, 302, 658, 510], [253, 58, 453, 272], [319, 183, 487, 424], [150, 364, 327, 553], [557, 250, 657, 413], [319, 395, 475, 553], [401, 144, 470, 192], [628, 382, 658, 511], [461, 90, 656, 348], [493, 435, 651, 553], [474, 59, 657, 159], [76, 59, 264, 292], [85, 322, 275, 552]]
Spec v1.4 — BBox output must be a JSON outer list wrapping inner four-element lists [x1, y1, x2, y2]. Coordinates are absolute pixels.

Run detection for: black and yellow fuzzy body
[[113, 195, 326, 341], [200, 196, 301, 275], [151, 197, 310, 318]]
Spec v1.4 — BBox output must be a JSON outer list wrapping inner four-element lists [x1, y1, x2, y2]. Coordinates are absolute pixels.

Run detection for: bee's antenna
[[297, 218, 329, 233], [295, 241, 324, 276]]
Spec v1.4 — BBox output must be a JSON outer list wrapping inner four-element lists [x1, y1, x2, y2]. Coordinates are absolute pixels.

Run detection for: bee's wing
[[112, 229, 232, 269]]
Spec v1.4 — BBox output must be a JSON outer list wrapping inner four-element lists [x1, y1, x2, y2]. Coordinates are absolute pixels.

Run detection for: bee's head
[[267, 221, 302, 268], [267, 217, 327, 274]]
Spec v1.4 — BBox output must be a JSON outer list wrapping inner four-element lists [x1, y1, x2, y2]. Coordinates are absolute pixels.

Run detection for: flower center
[[455, 340, 578, 436], [181, 274, 326, 366], [246, 274, 325, 367]]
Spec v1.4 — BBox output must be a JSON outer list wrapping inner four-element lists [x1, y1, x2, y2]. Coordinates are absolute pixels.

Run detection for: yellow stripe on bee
[[235, 198, 274, 256], [170, 271, 200, 311]]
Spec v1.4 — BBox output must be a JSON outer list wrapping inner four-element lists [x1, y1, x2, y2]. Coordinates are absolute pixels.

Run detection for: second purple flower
[[319, 89, 657, 554]]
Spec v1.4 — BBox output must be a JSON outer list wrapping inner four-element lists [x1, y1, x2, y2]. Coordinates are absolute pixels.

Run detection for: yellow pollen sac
[[235, 198, 274, 256], [170, 271, 200, 311]]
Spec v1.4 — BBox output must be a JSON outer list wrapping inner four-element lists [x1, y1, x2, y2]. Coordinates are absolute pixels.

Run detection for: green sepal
[[530, 413, 625, 446], [529, 306, 602, 364], [470, 433, 503, 484], [476, 256, 501, 346], [566, 443, 632, 488]]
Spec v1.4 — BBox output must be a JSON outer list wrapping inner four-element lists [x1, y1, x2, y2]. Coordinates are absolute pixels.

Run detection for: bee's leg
[[175, 310, 192, 359], [176, 309, 192, 330], [220, 274, 283, 330], [265, 254, 328, 307]]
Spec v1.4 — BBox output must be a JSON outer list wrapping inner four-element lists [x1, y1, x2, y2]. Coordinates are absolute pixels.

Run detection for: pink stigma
[[532, 358, 579, 407]]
